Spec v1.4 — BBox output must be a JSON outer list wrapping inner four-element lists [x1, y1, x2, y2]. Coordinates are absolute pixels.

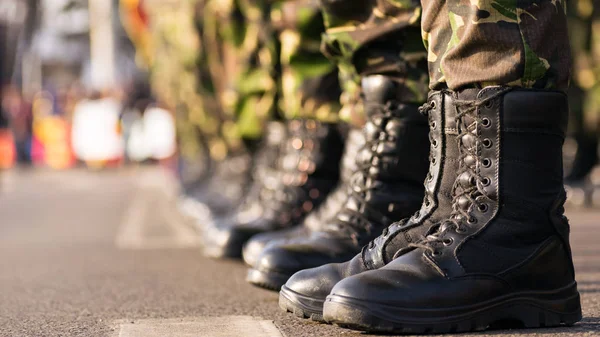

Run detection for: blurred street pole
[[21, 0, 42, 98], [88, 0, 115, 91]]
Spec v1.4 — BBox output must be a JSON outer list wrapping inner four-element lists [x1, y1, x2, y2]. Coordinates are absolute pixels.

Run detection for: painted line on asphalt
[[160, 194, 202, 247], [116, 168, 201, 250], [115, 191, 148, 249], [113, 316, 283, 337]]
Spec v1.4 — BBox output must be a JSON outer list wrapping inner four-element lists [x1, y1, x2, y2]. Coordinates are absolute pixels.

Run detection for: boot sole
[[279, 285, 326, 322], [246, 268, 290, 291], [323, 283, 582, 334]]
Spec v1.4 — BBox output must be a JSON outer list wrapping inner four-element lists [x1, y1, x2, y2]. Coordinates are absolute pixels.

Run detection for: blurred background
[[0, 0, 599, 206], [0, 0, 176, 173]]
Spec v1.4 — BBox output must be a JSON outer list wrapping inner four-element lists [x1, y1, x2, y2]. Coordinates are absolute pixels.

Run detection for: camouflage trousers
[[568, 0, 600, 135], [202, 0, 343, 129], [275, 0, 341, 122], [320, 0, 571, 105], [319, 0, 429, 125], [201, 0, 277, 143], [139, 0, 344, 159]]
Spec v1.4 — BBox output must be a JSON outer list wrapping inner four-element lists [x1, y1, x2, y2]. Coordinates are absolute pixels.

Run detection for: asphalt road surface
[[0, 167, 599, 337]]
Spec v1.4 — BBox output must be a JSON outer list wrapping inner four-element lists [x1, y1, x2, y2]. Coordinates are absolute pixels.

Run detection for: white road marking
[[135, 167, 181, 198], [160, 196, 202, 247], [114, 316, 283, 337], [115, 192, 149, 249], [116, 168, 201, 250]]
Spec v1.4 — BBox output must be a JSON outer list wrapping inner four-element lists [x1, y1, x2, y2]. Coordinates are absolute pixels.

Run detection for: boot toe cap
[[243, 226, 308, 266], [285, 263, 345, 300], [256, 246, 304, 275], [242, 233, 274, 266]]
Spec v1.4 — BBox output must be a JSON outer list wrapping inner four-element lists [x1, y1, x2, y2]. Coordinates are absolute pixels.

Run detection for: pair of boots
[[269, 77, 581, 333]]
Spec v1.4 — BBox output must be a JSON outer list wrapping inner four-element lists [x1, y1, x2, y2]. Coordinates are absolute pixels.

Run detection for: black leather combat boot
[[182, 121, 286, 223], [242, 128, 364, 268], [202, 119, 344, 258], [185, 153, 252, 218], [279, 89, 458, 320], [247, 75, 430, 291], [323, 87, 582, 334]]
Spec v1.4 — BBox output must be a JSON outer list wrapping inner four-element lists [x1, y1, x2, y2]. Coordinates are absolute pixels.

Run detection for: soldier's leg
[[203, 0, 346, 260], [322, 0, 582, 333], [253, 0, 433, 296], [275, 1, 341, 122], [130, 1, 256, 221], [238, 0, 343, 265], [203, 0, 283, 150]]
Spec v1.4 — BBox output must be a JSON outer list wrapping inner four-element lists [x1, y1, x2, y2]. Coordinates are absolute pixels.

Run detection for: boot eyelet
[[481, 158, 491, 168], [481, 177, 491, 186], [455, 226, 467, 234], [432, 158, 437, 165], [478, 203, 489, 213], [481, 118, 491, 128], [443, 238, 454, 246], [482, 138, 492, 148], [425, 198, 431, 207], [430, 101, 437, 109], [432, 250, 442, 256], [431, 121, 437, 130], [467, 217, 478, 224], [432, 139, 438, 148], [485, 100, 494, 109]]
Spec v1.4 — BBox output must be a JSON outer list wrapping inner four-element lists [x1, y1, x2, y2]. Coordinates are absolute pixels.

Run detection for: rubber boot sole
[[323, 284, 582, 334], [279, 285, 326, 322]]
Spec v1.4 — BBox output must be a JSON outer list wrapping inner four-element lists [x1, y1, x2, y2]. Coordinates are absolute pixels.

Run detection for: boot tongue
[[455, 88, 482, 126], [456, 88, 480, 101], [361, 75, 398, 116], [340, 129, 365, 183]]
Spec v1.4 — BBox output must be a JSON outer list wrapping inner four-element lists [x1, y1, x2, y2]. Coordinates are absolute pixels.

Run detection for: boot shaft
[[422, 87, 573, 277], [363, 90, 461, 267], [327, 75, 430, 242], [359, 75, 430, 188], [279, 119, 345, 183]]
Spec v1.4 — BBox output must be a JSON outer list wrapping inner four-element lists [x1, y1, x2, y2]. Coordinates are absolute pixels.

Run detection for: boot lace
[[408, 88, 512, 256], [363, 100, 437, 251], [241, 121, 322, 222], [335, 101, 403, 245]]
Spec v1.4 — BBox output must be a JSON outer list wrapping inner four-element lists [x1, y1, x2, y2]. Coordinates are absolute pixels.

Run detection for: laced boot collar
[[361, 91, 445, 267], [408, 87, 512, 260]]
